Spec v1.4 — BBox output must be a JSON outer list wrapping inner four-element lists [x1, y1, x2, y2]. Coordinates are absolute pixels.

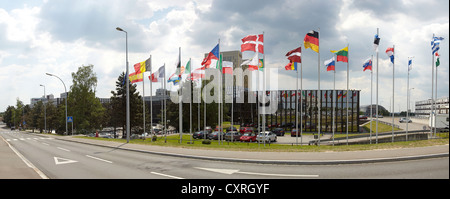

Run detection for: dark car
[[239, 132, 257, 142], [224, 131, 241, 141], [226, 126, 238, 132], [272, 128, 285, 136], [193, 131, 208, 139], [208, 131, 225, 140], [291, 129, 302, 137]]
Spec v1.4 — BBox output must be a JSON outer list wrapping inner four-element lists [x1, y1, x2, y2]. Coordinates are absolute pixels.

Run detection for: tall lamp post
[[45, 73, 68, 135], [116, 27, 130, 143], [40, 84, 46, 134]]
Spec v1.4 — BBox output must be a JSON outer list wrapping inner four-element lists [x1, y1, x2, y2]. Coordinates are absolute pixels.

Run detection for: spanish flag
[[304, 30, 319, 53], [129, 71, 143, 83]]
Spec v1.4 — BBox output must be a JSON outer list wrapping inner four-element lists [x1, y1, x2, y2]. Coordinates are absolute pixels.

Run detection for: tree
[[110, 72, 143, 138], [68, 65, 105, 134]]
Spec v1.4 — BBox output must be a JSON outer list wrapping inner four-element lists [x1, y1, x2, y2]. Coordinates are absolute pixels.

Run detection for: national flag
[[285, 61, 299, 71], [363, 58, 372, 71], [373, 34, 380, 52], [184, 60, 191, 74], [431, 36, 444, 54], [189, 68, 205, 80], [241, 34, 264, 54], [324, 56, 335, 71], [258, 59, 264, 71], [435, 52, 440, 67], [337, 91, 343, 99], [241, 52, 259, 71], [286, 47, 302, 63], [304, 30, 319, 53], [386, 47, 394, 64], [133, 57, 151, 74], [168, 73, 181, 85], [408, 58, 413, 71], [202, 44, 219, 68], [129, 71, 143, 83], [150, 65, 165, 82], [330, 46, 348, 63], [222, 61, 233, 74]]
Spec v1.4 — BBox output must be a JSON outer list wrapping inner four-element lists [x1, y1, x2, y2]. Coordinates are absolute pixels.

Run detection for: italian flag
[[331, 46, 348, 63]]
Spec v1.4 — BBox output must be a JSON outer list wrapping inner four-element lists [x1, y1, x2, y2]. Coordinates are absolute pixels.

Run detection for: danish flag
[[241, 34, 264, 54]]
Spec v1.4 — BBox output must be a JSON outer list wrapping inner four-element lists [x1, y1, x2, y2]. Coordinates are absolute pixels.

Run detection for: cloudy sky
[[1, 0, 448, 113]]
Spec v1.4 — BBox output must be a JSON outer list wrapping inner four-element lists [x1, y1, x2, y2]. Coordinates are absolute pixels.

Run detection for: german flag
[[304, 30, 319, 53]]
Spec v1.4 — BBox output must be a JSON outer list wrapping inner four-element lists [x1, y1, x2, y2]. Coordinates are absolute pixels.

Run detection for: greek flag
[[431, 36, 444, 54]]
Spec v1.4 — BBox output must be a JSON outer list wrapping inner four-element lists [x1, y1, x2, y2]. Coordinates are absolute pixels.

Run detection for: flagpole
[[370, 55, 373, 144], [331, 53, 337, 146], [431, 34, 434, 138], [295, 56, 299, 145], [346, 43, 349, 145], [262, 31, 266, 147], [300, 45, 303, 146], [407, 57, 410, 141], [392, 45, 395, 142], [179, 47, 183, 143], [434, 52, 438, 138], [376, 28, 379, 144], [189, 58, 192, 144], [164, 63, 167, 143], [218, 39, 221, 144], [143, 65, 146, 140], [150, 55, 153, 138], [317, 28, 321, 146]]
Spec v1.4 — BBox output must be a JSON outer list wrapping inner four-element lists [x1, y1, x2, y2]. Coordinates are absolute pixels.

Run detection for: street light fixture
[[40, 84, 46, 134], [46, 73, 68, 135], [116, 27, 130, 143]]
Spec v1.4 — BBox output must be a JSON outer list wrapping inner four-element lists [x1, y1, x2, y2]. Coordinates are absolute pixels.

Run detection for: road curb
[[52, 136, 449, 165]]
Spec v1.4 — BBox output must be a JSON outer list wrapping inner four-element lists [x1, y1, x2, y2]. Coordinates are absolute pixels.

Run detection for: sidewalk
[[0, 136, 45, 179], [42, 134, 449, 165]]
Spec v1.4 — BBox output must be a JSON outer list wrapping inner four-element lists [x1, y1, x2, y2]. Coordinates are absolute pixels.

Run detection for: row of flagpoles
[[125, 28, 444, 145]]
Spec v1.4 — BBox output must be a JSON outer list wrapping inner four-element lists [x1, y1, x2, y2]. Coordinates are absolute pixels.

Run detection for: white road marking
[[150, 172, 184, 179], [57, 147, 71, 152], [42, 142, 50, 146], [195, 167, 319, 178], [86, 155, 113, 164], [54, 157, 78, 165]]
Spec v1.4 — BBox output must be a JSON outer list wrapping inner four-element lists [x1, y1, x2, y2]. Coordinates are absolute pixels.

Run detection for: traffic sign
[[67, 116, 73, 123]]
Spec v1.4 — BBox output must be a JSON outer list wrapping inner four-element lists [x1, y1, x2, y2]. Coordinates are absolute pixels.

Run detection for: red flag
[[241, 34, 264, 54], [286, 47, 301, 63]]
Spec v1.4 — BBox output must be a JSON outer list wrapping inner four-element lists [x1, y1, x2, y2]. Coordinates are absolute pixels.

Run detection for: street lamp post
[[45, 73, 68, 135], [116, 27, 130, 143], [40, 84, 46, 134]]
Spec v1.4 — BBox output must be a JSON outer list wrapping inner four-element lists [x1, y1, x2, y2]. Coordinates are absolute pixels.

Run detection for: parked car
[[226, 126, 238, 132], [256, 131, 277, 142], [224, 131, 241, 141], [240, 132, 257, 142], [399, 117, 412, 123], [239, 127, 254, 134], [359, 115, 368, 120], [208, 131, 225, 140], [290, 129, 302, 137], [272, 128, 285, 136], [204, 126, 213, 134], [193, 131, 208, 139]]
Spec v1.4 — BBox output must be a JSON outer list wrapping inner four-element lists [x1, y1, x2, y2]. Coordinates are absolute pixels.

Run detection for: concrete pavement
[[39, 133, 449, 165], [1, 130, 448, 179]]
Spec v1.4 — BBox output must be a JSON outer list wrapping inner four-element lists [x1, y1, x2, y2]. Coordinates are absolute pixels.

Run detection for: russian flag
[[201, 44, 219, 68], [363, 58, 372, 71], [386, 47, 394, 64]]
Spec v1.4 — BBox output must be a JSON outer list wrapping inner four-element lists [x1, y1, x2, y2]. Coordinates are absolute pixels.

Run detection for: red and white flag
[[241, 34, 264, 54], [286, 47, 301, 63]]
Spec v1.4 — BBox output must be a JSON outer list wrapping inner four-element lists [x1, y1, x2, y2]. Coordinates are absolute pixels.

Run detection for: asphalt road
[[1, 129, 448, 179]]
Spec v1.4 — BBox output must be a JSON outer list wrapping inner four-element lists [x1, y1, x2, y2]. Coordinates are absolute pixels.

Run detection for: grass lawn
[[78, 133, 448, 153]]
